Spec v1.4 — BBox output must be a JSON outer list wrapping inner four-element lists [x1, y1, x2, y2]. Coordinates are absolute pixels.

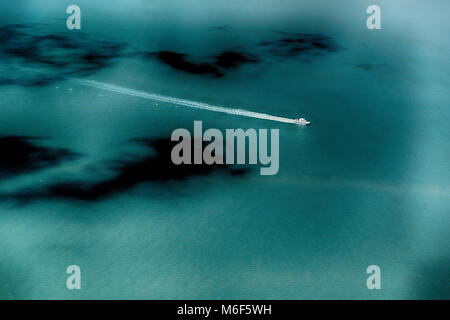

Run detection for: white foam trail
[[70, 79, 304, 125]]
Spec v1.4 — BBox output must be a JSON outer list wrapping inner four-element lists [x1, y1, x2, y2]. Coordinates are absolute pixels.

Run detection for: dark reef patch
[[151, 51, 223, 77], [213, 51, 257, 69], [0, 136, 78, 178], [145, 50, 257, 77], [4, 137, 247, 202], [0, 24, 126, 86], [0, 23, 340, 84], [146, 33, 338, 77], [259, 34, 340, 57]]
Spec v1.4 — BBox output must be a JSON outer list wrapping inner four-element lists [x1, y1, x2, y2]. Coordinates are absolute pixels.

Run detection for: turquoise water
[[0, 0, 449, 299]]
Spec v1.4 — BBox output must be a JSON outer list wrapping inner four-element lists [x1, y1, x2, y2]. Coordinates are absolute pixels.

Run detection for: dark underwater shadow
[[1, 137, 248, 204], [0, 135, 78, 178], [258, 33, 341, 58], [140, 31, 340, 77], [0, 24, 126, 87], [0, 23, 341, 84], [142, 50, 258, 78]]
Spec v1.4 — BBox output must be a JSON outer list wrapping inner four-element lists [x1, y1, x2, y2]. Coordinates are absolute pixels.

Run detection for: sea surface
[[0, 0, 449, 299]]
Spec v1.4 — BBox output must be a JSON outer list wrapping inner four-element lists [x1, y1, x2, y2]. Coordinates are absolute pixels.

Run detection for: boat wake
[[70, 78, 307, 125]]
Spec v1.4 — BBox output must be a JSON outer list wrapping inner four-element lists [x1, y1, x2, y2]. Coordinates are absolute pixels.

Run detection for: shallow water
[[0, 0, 449, 299]]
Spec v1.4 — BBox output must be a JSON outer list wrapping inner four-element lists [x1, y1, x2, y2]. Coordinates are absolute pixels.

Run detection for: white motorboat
[[294, 118, 311, 125]]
